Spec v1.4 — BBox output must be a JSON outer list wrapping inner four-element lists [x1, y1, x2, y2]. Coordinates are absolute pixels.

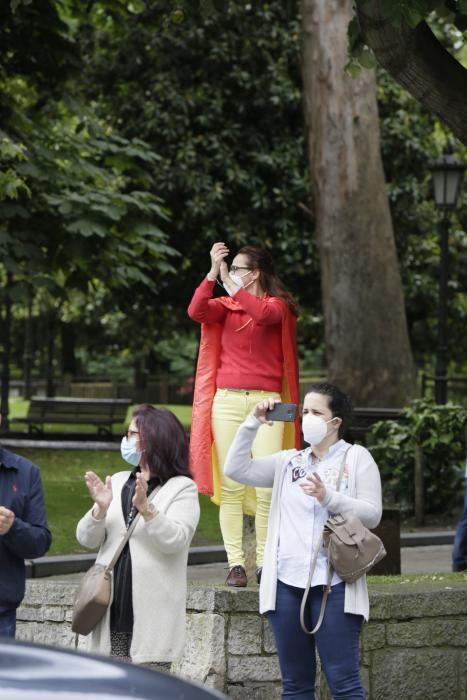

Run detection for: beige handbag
[[71, 562, 113, 636], [323, 511, 386, 584], [72, 487, 160, 636], [300, 447, 386, 634]]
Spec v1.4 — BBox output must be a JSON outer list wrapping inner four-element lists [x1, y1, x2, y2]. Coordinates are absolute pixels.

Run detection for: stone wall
[[359, 581, 467, 700], [17, 579, 467, 699]]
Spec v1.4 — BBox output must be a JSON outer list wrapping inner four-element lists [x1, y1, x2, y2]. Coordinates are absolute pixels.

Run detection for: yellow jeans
[[211, 388, 284, 568]]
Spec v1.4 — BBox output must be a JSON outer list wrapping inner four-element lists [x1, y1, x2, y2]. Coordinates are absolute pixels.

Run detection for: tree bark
[[414, 444, 425, 526], [356, 0, 467, 145], [0, 275, 12, 430], [302, 0, 416, 407], [45, 310, 56, 398], [23, 289, 33, 400], [60, 321, 77, 376]]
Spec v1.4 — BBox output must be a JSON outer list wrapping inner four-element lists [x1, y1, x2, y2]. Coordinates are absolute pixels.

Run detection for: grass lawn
[[12, 447, 222, 555], [367, 572, 467, 585], [8, 399, 220, 555], [8, 398, 193, 432]]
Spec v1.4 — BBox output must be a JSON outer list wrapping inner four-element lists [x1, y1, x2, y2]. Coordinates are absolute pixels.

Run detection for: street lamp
[[429, 142, 465, 404]]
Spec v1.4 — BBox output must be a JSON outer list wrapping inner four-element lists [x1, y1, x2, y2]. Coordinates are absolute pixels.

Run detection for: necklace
[[235, 318, 252, 332]]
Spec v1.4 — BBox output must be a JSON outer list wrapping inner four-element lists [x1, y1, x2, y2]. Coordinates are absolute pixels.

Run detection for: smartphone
[[265, 403, 297, 422]]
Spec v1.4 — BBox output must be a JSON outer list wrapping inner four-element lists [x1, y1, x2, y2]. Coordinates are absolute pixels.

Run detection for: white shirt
[[223, 412, 383, 619], [277, 439, 350, 588]]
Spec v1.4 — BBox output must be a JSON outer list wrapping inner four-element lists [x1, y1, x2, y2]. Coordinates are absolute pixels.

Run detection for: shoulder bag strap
[[299, 446, 352, 634], [335, 445, 352, 492], [106, 484, 161, 573], [300, 530, 328, 634]]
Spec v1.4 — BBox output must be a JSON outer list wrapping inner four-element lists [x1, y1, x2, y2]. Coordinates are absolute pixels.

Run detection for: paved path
[[400, 544, 453, 575], [186, 544, 454, 585], [43, 543, 455, 584]]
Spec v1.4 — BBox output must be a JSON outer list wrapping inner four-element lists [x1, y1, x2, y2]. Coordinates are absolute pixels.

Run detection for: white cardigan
[[224, 414, 382, 620], [76, 473, 200, 663]]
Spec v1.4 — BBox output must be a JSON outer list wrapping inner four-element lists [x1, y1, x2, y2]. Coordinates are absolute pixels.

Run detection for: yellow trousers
[[211, 388, 284, 568]]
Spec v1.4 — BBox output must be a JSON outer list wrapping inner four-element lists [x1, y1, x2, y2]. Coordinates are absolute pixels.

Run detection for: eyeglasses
[[230, 265, 252, 273], [126, 429, 140, 439]]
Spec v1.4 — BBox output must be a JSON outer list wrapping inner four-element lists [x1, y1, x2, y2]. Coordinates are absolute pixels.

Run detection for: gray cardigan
[[224, 413, 383, 620]]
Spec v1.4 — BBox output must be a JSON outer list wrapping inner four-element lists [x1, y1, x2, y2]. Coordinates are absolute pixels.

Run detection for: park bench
[[10, 396, 132, 436], [348, 406, 405, 442]]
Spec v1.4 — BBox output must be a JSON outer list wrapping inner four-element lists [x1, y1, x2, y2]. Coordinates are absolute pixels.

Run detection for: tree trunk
[[60, 321, 77, 376], [0, 275, 12, 430], [414, 445, 425, 526], [23, 289, 33, 400], [46, 311, 56, 398], [302, 0, 416, 407]]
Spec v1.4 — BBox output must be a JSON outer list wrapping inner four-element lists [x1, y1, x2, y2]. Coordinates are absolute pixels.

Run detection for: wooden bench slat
[[13, 416, 124, 424], [10, 397, 132, 434]]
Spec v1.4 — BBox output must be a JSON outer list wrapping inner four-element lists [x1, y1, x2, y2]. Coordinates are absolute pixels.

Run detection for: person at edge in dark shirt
[[0, 416, 52, 637]]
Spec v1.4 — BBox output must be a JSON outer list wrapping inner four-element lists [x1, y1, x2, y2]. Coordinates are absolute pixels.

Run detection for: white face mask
[[229, 270, 252, 288], [302, 414, 338, 446], [121, 436, 141, 467]]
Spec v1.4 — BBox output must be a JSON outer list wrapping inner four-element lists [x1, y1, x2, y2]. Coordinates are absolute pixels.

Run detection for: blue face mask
[[121, 436, 141, 467]]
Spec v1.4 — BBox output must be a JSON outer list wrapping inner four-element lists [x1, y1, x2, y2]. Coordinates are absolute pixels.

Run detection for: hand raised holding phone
[[253, 399, 297, 426]]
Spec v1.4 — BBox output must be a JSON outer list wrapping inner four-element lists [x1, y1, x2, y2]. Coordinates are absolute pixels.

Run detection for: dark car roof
[[0, 638, 225, 699]]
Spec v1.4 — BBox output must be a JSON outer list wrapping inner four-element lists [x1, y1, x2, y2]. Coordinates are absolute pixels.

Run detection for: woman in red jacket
[[188, 242, 299, 586]]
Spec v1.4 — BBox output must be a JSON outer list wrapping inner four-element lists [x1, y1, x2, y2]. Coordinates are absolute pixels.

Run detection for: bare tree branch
[[356, 0, 467, 144]]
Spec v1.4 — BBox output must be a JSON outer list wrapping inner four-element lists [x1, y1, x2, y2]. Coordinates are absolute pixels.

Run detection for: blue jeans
[[453, 480, 467, 572], [268, 580, 364, 699], [0, 609, 16, 638]]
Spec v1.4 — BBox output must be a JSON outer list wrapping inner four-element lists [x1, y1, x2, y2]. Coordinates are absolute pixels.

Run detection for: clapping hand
[[132, 472, 149, 513], [0, 506, 15, 535], [84, 471, 112, 519], [209, 242, 229, 279]]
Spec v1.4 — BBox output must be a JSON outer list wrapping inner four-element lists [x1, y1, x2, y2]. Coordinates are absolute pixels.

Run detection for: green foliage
[[153, 332, 200, 379], [0, 110, 179, 364], [0, 0, 184, 376], [0, 135, 29, 200], [3, 0, 466, 387], [368, 398, 467, 514], [81, 0, 319, 325], [377, 69, 467, 370], [378, 0, 467, 30], [3, 0, 324, 381], [10, 0, 33, 11], [0, 105, 175, 292]]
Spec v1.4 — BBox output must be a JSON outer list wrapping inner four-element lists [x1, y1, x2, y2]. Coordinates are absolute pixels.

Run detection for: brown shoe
[[225, 565, 247, 587]]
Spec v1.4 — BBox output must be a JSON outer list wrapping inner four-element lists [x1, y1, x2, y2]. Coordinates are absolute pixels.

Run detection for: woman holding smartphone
[[188, 242, 300, 587], [224, 383, 383, 699]]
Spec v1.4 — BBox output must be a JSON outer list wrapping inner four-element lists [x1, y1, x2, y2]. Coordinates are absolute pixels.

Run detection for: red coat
[[189, 294, 300, 503]]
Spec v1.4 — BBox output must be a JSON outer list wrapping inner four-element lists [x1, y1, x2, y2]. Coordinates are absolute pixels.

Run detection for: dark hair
[[304, 382, 353, 438], [237, 245, 299, 316], [132, 404, 192, 483]]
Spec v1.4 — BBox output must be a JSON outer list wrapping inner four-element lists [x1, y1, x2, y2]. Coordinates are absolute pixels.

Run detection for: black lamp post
[[429, 143, 465, 404]]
